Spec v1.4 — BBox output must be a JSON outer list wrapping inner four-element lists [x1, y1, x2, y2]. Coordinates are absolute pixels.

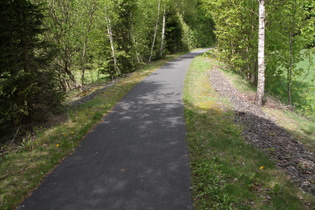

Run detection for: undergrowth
[[266, 49, 315, 118]]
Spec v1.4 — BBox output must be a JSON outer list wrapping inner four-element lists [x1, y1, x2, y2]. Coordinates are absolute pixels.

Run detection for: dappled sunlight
[[195, 101, 221, 111], [1, 53, 185, 209], [18, 49, 210, 209]]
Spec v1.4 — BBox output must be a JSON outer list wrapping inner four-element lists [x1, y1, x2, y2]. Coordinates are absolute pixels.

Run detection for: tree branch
[[266, 0, 290, 18], [228, 0, 259, 16]]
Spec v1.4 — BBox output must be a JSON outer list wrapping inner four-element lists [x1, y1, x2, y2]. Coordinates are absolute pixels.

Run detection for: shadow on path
[[19, 49, 211, 210]]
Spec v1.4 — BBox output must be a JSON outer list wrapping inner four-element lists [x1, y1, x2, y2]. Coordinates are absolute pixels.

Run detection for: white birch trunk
[[134, 39, 141, 63], [106, 16, 120, 77], [81, 3, 95, 88], [81, 41, 87, 88], [255, 0, 265, 106], [159, 7, 166, 57], [149, 0, 161, 62]]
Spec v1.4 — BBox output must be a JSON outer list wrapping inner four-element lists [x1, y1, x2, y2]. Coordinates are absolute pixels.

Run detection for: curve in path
[[20, 49, 211, 210]]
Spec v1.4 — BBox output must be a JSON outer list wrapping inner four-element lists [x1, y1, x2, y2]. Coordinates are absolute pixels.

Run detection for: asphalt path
[[20, 49, 211, 210]]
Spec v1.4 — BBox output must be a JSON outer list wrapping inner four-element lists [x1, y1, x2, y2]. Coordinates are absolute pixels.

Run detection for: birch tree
[[105, 15, 120, 77], [0, 0, 64, 139], [149, 0, 161, 62], [255, 0, 265, 106], [159, 5, 166, 57], [206, 0, 313, 107], [78, 0, 98, 87], [97, 0, 121, 77]]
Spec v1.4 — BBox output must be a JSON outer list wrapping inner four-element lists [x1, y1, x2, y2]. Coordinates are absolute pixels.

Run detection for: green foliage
[[0, 0, 216, 140], [35, 0, 215, 82], [186, 3, 216, 48], [205, 0, 315, 113], [165, 13, 188, 53], [33, 0, 98, 89], [165, 1, 215, 53], [304, 0, 315, 47], [0, 0, 64, 143], [267, 49, 315, 117], [203, 0, 258, 76], [106, 0, 137, 75]]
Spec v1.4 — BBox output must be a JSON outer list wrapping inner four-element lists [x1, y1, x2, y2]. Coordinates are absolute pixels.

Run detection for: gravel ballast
[[209, 67, 315, 195]]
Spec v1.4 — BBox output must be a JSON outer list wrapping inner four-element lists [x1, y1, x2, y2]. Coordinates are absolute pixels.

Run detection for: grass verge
[[216, 53, 315, 154], [184, 52, 315, 209], [263, 108, 315, 153], [0, 53, 183, 210]]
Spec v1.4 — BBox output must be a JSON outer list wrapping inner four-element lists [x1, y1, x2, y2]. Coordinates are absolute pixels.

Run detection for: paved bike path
[[20, 49, 210, 210]]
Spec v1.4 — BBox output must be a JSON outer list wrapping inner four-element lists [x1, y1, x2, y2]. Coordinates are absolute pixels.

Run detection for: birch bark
[[106, 16, 120, 77], [81, 3, 96, 87], [255, 0, 266, 106], [159, 7, 166, 57], [149, 0, 161, 62], [81, 41, 87, 88]]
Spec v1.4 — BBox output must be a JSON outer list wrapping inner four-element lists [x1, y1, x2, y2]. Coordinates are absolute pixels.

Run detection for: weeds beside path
[[184, 52, 315, 209]]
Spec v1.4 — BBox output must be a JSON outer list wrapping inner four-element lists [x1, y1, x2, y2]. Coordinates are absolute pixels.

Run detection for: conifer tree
[[0, 0, 64, 142]]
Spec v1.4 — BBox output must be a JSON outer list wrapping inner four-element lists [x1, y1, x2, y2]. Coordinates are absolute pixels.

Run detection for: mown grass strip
[[0, 54, 183, 210], [184, 52, 315, 209]]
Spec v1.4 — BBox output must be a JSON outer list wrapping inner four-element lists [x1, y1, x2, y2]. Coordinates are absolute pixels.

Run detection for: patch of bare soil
[[209, 67, 315, 195]]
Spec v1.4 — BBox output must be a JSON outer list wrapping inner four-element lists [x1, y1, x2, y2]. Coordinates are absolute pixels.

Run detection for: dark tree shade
[[0, 0, 64, 142]]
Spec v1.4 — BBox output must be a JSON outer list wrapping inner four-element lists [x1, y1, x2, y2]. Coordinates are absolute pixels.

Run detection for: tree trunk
[[21, 36, 30, 73], [81, 2, 95, 88], [287, 31, 294, 105], [287, 2, 297, 106], [81, 41, 87, 88], [106, 16, 120, 78], [255, 0, 266, 107], [133, 38, 141, 63], [159, 7, 166, 57], [64, 48, 76, 88], [149, 0, 161, 62]]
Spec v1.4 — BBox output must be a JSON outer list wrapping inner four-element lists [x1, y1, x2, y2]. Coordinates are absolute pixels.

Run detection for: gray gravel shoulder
[[209, 67, 315, 195]]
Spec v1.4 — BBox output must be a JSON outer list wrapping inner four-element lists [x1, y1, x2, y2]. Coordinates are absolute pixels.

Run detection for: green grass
[[184, 52, 315, 209], [0, 53, 183, 210], [263, 108, 315, 153]]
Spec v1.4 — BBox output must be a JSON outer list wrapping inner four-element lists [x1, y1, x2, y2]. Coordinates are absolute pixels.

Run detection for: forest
[[0, 0, 314, 143], [0, 0, 215, 142]]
